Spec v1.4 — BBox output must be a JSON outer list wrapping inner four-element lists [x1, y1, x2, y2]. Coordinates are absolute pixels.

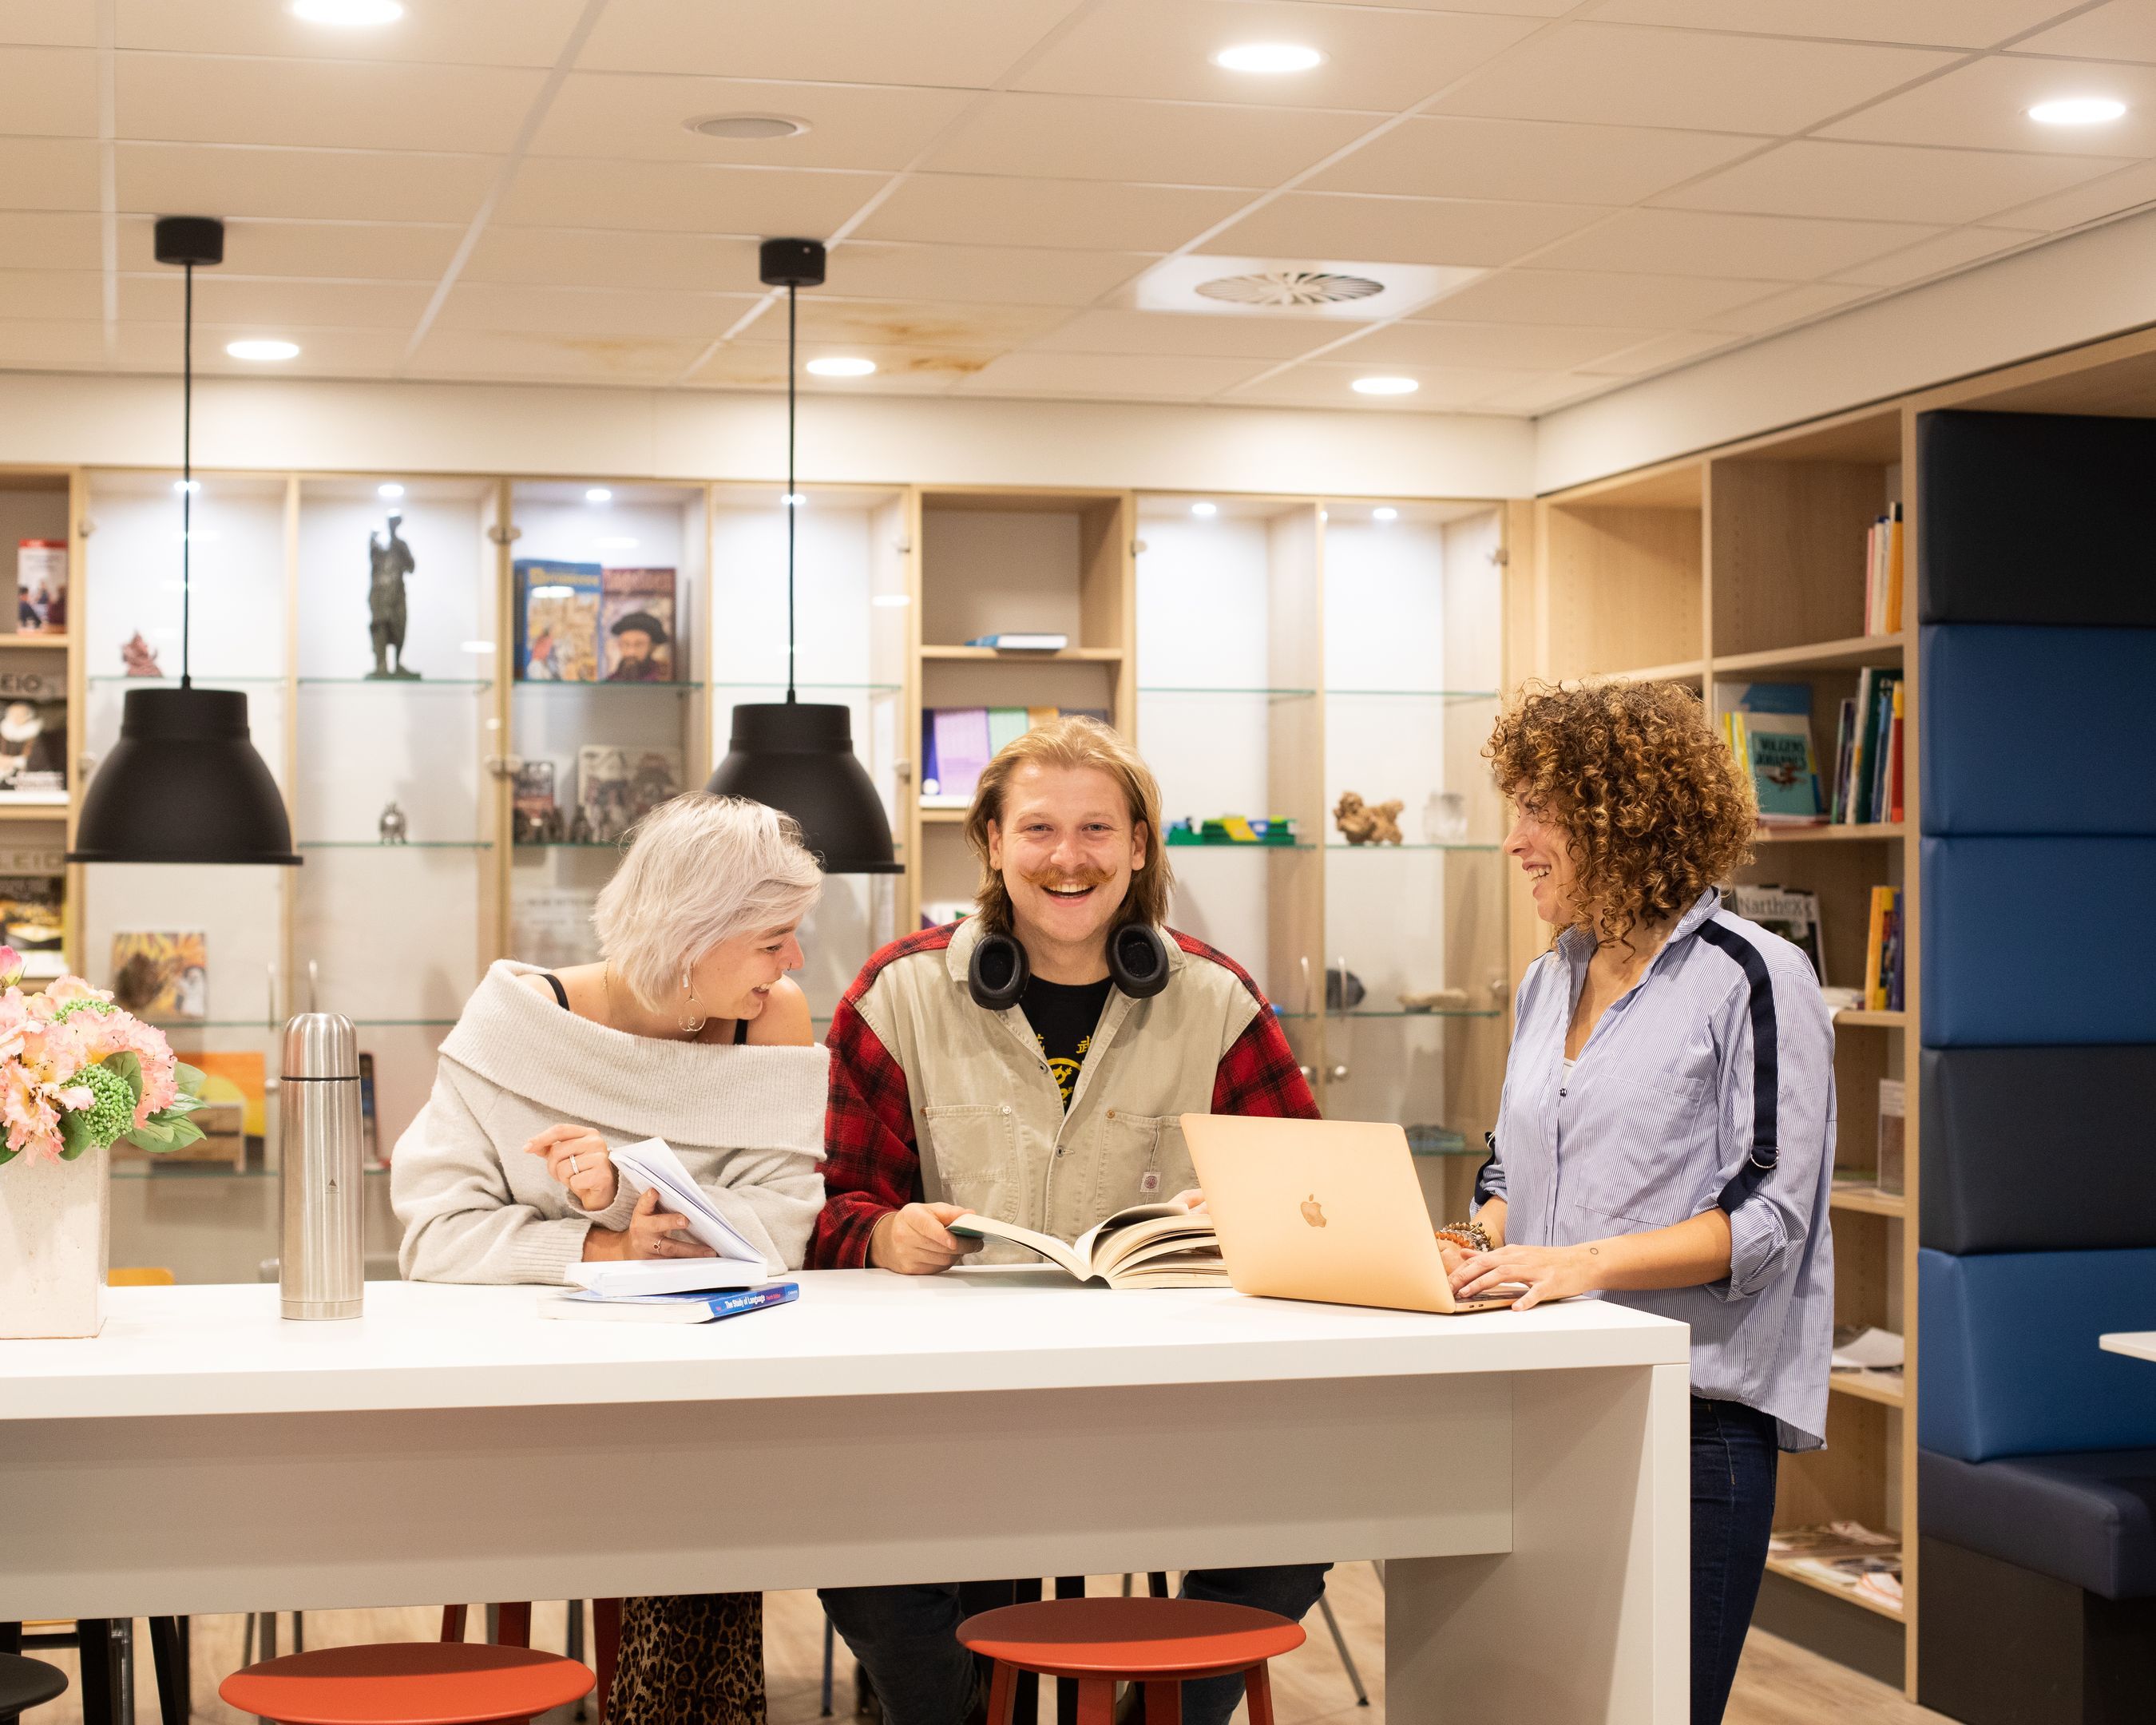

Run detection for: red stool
[[220, 1629, 593, 1725], [958, 1597, 1303, 1725]]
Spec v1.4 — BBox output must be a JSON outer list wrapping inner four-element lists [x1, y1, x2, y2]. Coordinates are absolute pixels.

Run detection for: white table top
[[2100, 1330, 2156, 1364], [0, 1270, 1687, 1422]]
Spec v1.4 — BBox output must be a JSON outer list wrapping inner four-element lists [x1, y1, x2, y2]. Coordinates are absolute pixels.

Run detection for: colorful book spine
[[1863, 886, 1900, 1011]]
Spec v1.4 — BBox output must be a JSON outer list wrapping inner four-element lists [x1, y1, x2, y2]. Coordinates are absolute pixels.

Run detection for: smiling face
[[1502, 787, 1585, 929], [689, 918, 805, 1020], [987, 762, 1148, 980]]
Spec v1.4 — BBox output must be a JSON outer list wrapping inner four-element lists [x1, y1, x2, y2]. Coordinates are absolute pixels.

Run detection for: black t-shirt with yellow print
[[1018, 974, 1114, 1110]]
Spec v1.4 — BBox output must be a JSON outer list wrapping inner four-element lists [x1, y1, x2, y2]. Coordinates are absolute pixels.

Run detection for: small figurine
[[120, 632, 164, 678], [1399, 987, 1472, 1013], [1334, 791, 1405, 846], [367, 510, 420, 680], [378, 801, 408, 845]]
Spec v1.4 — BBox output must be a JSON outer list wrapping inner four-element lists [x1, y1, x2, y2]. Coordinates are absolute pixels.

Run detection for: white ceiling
[[8, 0, 2156, 418]]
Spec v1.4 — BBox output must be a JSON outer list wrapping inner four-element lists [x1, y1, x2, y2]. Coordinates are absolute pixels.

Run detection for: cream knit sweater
[[391, 961, 829, 1285]]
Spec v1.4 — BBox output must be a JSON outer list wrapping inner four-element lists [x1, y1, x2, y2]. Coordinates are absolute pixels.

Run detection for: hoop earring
[[678, 962, 708, 1036]]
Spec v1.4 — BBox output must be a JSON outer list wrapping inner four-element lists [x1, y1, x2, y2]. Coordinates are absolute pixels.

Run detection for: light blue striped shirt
[[1480, 888, 1837, 1449]]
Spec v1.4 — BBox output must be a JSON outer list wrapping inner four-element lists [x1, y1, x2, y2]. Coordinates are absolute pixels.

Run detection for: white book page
[[610, 1136, 768, 1271]]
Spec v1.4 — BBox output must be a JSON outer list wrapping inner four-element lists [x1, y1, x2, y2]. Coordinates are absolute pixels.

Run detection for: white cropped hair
[[593, 795, 823, 1010]]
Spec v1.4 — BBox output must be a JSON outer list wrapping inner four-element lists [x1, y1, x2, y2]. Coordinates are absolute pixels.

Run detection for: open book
[[949, 1202, 1227, 1289], [608, 1136, 772, 1277]]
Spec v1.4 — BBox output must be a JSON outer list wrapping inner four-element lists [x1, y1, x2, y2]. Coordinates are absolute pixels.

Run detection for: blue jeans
[[821, 1564, 1331, 1725], [1691, 1396, 1779, 1725]]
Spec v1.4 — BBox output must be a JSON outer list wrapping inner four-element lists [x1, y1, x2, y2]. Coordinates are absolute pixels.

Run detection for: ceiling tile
[[688, 340, 979, 392], [96, 321, 411, 375], [1575, 328, 1739, 375], [0, 212, 103, 272], [1529, 208, 1943, 280], [0, 45, 97, 137], [114, 216, 464, 281], [529, 74, 976, 171], [1212, 191, 1603, 268], [1348, 318, 1665, 369], [1698, 280, 1876, 334], [0, 2, 95, 49], [580, 0, 1082, 85], [1821, 56, 2156, 155], [0, 269, 102, 321], [1021, 307, 1344, 359], [117, 142, 499, 226], [1417, 266, 1783, 324], [114, 0, 591, 66], [957, 350, 1269, 399], [731, 296, 1073, 350], [495, 159, 882, 238], [0, 319, 107, 368], [1475, 370, 1608, 412], [2009, 2, 2156, 62], [462, 228, 762, 292], [430, 282, 763, 343], [829, 241, 1153, 306], [0, 137, 99, 210], [1226, 359, 1540, 408], [1298, 0, 1573, 14], [1013, 0, 1540, 110], [1587, 1, 2076, 49], [924, 92, 1373, 187], [1652, 139, 2130, 225], [405, 326, 710, 385], [115, 53, 547, 153], [854, 174, 1244, 251], [1986, 157, 2156, 230], [119, 276, 436, 330], [1431, 22, 1956, 134], [1310, 115, 1763, 204], [1825, 225, 2032, 286]]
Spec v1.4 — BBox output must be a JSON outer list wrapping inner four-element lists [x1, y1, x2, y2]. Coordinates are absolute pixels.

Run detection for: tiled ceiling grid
[[7, 0, 2156, 416]]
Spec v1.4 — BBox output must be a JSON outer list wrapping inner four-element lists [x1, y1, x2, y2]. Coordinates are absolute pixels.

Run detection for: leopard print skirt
[[608, 1592, 764, 1725]]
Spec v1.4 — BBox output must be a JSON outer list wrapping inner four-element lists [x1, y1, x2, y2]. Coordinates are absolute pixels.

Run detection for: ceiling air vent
[[1193, 269, 1385, 309]]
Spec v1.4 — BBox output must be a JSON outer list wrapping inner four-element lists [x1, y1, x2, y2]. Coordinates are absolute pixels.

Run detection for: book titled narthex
[[950, 1202, 1227, 1288]]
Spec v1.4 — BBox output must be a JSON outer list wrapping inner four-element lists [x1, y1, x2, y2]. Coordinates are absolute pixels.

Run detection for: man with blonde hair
[[811, 716, 1326, 1725]]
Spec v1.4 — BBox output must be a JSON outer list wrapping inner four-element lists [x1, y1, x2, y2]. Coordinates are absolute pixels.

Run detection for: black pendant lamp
[[69, 216, 300, 866], [704, 238, 901, 875]]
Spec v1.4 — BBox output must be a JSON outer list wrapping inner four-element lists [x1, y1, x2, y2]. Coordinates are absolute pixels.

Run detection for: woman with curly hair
[[1443, 679, 1834, 1725]]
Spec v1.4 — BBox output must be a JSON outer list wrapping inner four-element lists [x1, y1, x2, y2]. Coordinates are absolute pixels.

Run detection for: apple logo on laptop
[[1301, 1194, 1326, 1228]]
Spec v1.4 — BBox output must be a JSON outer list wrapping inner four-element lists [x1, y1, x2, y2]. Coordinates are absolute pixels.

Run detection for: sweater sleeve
[[390, 1065, 594, 1285]]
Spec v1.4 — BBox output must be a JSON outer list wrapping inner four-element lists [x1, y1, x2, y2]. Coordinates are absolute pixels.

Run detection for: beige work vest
[[853, 918, 1265, 1261]]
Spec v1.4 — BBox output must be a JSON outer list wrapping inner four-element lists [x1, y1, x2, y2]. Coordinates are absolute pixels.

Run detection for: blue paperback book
[[540, 1282, 800, 1326]]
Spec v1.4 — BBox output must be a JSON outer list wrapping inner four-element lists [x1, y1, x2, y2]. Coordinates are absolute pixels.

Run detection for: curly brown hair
[[1485, 680, 1757, 948]]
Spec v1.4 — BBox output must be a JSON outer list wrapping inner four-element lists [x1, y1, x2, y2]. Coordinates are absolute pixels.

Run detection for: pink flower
[[0, 947, 22, 989], [56, 1085, 92, 1111]]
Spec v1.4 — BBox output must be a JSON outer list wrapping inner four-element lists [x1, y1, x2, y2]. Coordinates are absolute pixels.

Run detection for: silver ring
[[569, 1154, 580, 1176]]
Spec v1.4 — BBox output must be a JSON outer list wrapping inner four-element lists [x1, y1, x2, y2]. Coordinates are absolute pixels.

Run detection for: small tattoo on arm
[[1588, 1246, 1600, 1255]]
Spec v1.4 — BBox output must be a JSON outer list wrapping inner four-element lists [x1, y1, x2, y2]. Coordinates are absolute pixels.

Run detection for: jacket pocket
[[1564, 1069, 1712, 1229], [1090, 1109, 1195, 1216], [921, 1103, 1021, 1223]]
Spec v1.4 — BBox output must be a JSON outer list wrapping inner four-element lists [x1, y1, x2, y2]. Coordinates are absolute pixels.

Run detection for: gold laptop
[[1181, 1113, 1526, 1315]]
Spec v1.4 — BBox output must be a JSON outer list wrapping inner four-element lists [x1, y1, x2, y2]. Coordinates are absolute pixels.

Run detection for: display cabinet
[[0, 466, 77, 984]]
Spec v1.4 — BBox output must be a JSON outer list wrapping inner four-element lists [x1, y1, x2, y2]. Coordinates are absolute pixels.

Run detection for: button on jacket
[[1482, 888, 1835, 1449]]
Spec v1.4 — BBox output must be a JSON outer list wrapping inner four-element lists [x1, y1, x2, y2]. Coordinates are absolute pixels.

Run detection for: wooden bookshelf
[[1, 634, 69, 651], [1831, 1183, 1907, 1219], [1715, 632, 1904, 675], [1757, 822, 1904, 843], [1836, 1009, 1906, 1029], [1832, 1370, 1907, 1410], [1766, 1553, 1905, 1623]]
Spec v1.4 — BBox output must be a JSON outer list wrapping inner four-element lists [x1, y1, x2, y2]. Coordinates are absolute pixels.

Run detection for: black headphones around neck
[[967, 922, 1171, 1010]]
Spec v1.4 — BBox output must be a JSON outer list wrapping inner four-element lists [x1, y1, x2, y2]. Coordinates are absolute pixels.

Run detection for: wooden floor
[[21, 1565, 1956, 1725]]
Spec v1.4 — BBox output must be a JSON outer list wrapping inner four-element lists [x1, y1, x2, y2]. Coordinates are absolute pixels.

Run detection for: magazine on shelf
[[1714, 681, 1824, 825], [0, 872, 63, 978], [514, 558, 602, 682], [949, 1202, 1228, 1288], [576, 745, 682, 844], [0, 696, 65, 803], [15, 539, 66, 636], [1725, 884, 1825, 984], [600, 566, 678, 682], [110, 931, 208, 1021]]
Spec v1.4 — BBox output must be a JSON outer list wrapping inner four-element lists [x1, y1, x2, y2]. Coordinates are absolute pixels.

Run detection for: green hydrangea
[[51, 998, 116, 1025], [73, 1061, 137, 1151]]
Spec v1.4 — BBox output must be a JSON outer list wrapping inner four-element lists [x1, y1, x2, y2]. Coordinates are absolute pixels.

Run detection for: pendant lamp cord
[[786, 280, 797, 707], [180, 259, 193, 692]]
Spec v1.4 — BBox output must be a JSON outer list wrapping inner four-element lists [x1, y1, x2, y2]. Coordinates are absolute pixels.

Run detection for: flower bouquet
[[0, 947, 210, 1338]]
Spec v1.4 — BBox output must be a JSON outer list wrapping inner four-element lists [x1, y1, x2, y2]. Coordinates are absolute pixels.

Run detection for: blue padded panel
[[1919, 1247, 2156, 1461], [1921, 1047, 2156, 1253], [1921, 837, 2156, 1046], [1917, 410, 2156, 626], [1920, 1446, 2156, 1599], [1921, 625, 2156, 835]]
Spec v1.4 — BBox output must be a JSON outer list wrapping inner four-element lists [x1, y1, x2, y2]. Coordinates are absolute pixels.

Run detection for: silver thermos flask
[[279, 1012, 365, 1321]]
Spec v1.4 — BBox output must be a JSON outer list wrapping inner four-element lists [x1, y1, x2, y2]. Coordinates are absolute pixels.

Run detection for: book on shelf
[[965, 632, 1068, 652], [1877, 1077, 1905, 1192], [949, 1202, 1227, 1289], [513, 558, 602, 682], [1863, 504, 1904, 636], [1862, 885, 1904, 1012], [920, 707, 1108, 807], [110, 931, 207, 1021], [575, 745, 682, 845], [0, 869, 63, 979], [1725, 884, 1825, 983], [0, 696, 66, 803], [15, 539, 66, 636], [358, 1050, 381, 1168], [0, 668, 61, 700], [1831, 668, 1903, 825], [513, 886, 599, 970], [160, 1051, 268, 1173], [1715, 681, 1825, 825], [600, 566, 678, 683], [511, 759, 560, 845], [1770, 1519, 1904, 1610], [540, 1281, 799, 1326]]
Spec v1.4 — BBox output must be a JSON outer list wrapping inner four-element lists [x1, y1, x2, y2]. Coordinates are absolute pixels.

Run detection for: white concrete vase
[[0, 1144, 109, 1339]]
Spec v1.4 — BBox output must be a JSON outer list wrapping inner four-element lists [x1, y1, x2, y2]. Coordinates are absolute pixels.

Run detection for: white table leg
[[1387, 1361, 1690, 1723]]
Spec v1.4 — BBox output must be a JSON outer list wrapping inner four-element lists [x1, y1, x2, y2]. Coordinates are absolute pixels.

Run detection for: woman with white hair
[[392, 792, 828, 1725]]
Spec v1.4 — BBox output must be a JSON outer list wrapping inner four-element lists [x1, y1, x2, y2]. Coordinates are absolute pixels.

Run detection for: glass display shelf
[[513, 680, 700, 692], [512, 841, 630, 851], [1139, 685, 1318, 699], [299, 840, 496, 851], [710, 680, 902, 695], [89, 674, 283, 688], [1326, 842, 1502, 853], [1326, 688, 1500, 700], [1167, 840, 1316, 852], [109, 1164, 393, 1182], [297, 677, 491, 688]]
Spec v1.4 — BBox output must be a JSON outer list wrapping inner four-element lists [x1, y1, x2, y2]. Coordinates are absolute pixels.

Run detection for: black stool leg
[[76, 1620, 117, 1725], [149, 1618, 187, 1725], [2, 1619, 22, 1725]]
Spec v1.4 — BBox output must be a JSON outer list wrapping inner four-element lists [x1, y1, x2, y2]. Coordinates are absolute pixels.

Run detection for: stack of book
[[921, 705, 1111, 807], [1863, 885, 1904, 1011], [1769, 1521, 1903, 1611], [1829, 668, 1903, 825], [1714, 681, 1825, 827], [1863, 504, 1904, 636]]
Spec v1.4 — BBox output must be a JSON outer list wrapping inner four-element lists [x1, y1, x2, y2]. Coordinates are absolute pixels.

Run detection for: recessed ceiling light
[[2028, 96, 2126, 125], [687, 113, 810, 141], [585, 488, 612, 504], [226, 339, 299, 361], [1351, 375, 1419, 396], [596, 536, 639, 549], [1213, 43, 1325, 73], [378, 482, 404, 499], [783, 492, 807, 507], [806, 355, 877, 378], [1191, 502, 1219, 518], [172, 479, 200, 495], [1373, 506, 1399, 522], [291, 0, 404, 24]]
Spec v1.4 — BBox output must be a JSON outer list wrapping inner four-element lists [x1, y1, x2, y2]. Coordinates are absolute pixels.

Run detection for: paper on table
[[610, 1136, 769, 1274]]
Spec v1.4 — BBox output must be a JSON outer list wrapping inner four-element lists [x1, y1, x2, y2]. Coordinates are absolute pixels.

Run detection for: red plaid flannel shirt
[[810, 926, 1319, 1268]]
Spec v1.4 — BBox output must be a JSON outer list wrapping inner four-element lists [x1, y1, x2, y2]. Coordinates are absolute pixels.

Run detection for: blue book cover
[[545, 1282, 800, 1325], [514, 559, 603, 682]]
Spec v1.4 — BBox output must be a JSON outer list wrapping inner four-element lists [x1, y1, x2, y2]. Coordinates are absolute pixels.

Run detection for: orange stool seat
[[219, 1642, 594, 1725], [958, 1597, 1303, 1724]]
